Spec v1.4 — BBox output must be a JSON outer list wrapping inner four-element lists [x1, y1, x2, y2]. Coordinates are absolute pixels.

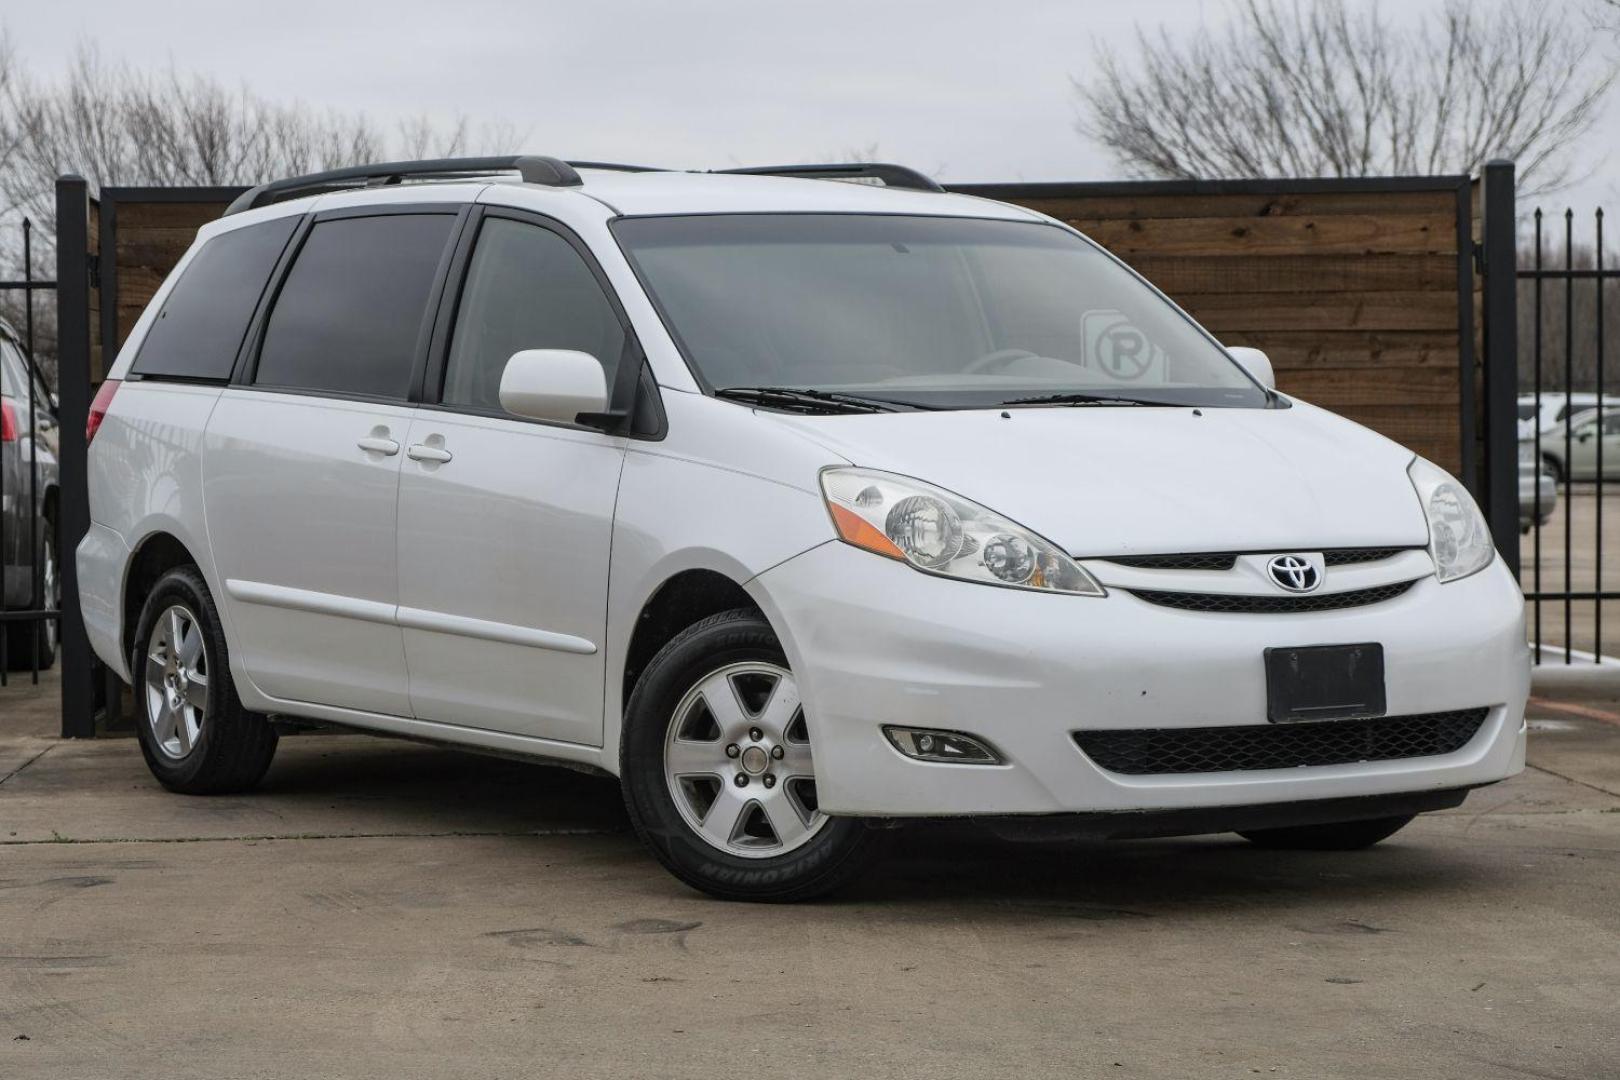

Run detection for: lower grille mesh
[[1128, 579, 1417, 614], [1074, 708, 1489, 775]]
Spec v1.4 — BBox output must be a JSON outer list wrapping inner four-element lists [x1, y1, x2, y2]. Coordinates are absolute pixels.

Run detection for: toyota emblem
[[1267, 554, 1321, 593]]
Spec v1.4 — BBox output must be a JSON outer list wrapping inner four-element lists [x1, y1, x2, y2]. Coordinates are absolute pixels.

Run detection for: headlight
[[1407, 457, 1494, 583], [819, 467, 1105, 596]]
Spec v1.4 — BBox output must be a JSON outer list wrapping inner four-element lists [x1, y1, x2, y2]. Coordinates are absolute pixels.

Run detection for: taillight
[[0, 399, 16, 442], [87, 379, 121, 444]]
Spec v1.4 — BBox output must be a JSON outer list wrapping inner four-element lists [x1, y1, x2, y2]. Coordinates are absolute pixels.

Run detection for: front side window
[[134, 216, 298, 381], [614, 214, 1270, 410], [256, 213, 455, 399], [442, 217, 626, 413]]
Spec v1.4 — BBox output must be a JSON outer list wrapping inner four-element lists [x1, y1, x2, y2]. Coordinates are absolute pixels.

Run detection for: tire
[[4, 518, 57, 671], [132, 566, 278, 794], [1238, 814, 1415, 851], [620, 608, 885, 902], [1542, 453, 1565, 484]]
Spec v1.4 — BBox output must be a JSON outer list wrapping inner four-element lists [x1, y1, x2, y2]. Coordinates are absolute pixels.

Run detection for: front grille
[[1128, 579, 1417, 614], [1102, 547, 1416, 572], [1322, 547, 1414, 566], [1074, 708, 1489, 775], [1104, 553, 1239, 571]]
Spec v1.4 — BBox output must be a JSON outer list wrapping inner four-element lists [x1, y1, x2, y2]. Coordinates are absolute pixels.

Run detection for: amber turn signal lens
[[829, 503, 905, 560]]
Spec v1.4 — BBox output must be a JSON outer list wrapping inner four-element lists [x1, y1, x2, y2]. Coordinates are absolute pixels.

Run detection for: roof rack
[[713, 162, 944, 193], [222, 155, 583, 216]]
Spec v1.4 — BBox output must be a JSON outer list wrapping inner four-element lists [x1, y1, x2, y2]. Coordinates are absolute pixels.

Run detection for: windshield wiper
[[715, 386, 903, 414], [998, 391, 1186, 408]]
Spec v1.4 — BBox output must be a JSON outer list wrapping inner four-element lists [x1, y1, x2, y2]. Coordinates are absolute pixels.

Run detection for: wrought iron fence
[[0, 217, 59, 685], [1520, 206, 1620, 664]]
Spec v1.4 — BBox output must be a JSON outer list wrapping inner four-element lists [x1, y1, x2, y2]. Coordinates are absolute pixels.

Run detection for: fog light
[[884, 726, 1003, 764]]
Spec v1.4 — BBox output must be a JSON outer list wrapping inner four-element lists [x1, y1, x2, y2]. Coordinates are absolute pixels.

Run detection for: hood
[[775, 400, 1430, 556]]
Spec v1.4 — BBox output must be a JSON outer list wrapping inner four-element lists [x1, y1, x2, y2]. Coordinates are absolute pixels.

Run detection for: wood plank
[[1126, 254, 1458, 295], [1215, 330, 1459, 368], [1279, 366, 1459, 406], [1175, 290, 1459, 331], [1071, 214, 1456, 256], [115, 201, 231, 230], [1003, 189, 1457, 222]]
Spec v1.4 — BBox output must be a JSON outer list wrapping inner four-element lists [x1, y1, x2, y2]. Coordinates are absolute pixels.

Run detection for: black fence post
[[55, 176, 96, 738], [1480, 160, 1520, 577]]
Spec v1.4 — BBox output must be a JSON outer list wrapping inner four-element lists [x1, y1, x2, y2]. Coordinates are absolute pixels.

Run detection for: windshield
[[614, 214, 1270, 411]]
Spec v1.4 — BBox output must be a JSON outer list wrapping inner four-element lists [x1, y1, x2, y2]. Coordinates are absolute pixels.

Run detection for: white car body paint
[[78, 167, 1528, 821]]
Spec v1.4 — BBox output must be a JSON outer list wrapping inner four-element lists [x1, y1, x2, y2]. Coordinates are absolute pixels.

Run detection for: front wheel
[[1238, 814, 1415, 850], [620, 609, 884, 902]]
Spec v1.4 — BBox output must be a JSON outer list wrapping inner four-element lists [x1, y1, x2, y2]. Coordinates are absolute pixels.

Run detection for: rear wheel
[[133, 566, 278, 794], [1239, 814, 1415, 850], [4, 518, 58, 671], [620, 609, 884, 902]]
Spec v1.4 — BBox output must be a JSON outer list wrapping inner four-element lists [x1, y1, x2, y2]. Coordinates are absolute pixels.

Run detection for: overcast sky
[[9, 0, 1619, 216]]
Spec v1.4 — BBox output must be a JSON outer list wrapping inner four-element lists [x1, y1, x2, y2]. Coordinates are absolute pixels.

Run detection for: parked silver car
[[0, 319, 60, 669], [1535, 407, 1620, 484], [1519, 440, 1557, 532]]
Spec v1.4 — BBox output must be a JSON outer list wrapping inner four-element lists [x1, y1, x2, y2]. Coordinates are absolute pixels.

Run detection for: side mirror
[[1226, 346, 1275, 390], [498, 349, 609, 425], [1578, 430, 1594, 443]]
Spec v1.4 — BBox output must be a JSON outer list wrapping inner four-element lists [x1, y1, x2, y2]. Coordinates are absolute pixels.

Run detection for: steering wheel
[[963, 348, 1039, 375]]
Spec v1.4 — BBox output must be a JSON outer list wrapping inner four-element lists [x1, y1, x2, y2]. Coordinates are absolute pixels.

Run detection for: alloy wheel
[[144, 604, 209, 759], [663, 661, 826, 858]]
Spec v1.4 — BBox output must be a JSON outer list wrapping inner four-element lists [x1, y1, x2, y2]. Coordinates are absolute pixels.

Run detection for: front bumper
[[750, 541, 1529, 817]]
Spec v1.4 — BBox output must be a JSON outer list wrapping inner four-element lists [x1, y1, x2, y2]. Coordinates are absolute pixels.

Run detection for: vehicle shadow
[[257, 735, 1502, 915]]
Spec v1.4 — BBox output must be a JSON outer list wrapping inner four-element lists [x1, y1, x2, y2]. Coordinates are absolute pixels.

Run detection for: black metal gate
[[0, 215, 59, 687], [1517, 198, 1620, 665]]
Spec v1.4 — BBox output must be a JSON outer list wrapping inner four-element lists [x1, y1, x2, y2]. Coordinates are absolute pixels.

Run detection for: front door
[[396, 211, 632, 744], [205, 209, 459, 715]]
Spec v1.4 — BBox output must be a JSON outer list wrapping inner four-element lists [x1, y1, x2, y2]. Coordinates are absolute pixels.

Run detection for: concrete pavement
[[2, 676, 1618, 1078]]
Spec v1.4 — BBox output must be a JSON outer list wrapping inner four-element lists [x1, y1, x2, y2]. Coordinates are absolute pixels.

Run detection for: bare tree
[[0, 41, 524, 269], [0, 36, 522, 376], [1077, 0, 1614, 192]]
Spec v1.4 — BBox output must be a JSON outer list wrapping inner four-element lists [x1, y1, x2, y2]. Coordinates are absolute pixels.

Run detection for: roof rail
[[222, 155, 583, 216], [566, 160, 666, 173], [713, 162, 943, 193]]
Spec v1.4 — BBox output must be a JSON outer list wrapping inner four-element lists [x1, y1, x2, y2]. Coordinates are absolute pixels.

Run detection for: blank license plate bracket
[[1264, 643, 1386, 723]]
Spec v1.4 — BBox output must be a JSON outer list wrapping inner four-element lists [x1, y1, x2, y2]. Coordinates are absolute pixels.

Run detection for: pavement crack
[[1526, 761, 1620, 800], [0, 743, 54, 789]]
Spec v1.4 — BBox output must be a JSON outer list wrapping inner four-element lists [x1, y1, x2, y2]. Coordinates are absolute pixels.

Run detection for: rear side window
[[132, 216, 298, 381], [255, 213, 456, 399]]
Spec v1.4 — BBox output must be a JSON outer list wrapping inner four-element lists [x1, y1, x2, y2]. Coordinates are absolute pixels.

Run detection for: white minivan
[[78, 157, 1529, 901]]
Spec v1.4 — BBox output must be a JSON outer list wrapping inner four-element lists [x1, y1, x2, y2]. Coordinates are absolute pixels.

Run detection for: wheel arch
[[121, 530, 206, 671]]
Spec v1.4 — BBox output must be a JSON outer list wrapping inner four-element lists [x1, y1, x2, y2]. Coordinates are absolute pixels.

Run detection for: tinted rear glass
[[132, 216, 298, 381], [255, 213, 455, 399]]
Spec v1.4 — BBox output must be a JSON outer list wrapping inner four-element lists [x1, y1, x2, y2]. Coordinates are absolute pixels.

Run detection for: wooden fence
[[954, 177, 1477, 476], [91, 177, 1479, 476]]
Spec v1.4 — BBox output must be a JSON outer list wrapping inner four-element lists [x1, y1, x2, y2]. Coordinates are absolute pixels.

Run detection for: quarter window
[[133, 216, 298, 381], [441, 217, 625, 413], [256, 213, 455, 399]]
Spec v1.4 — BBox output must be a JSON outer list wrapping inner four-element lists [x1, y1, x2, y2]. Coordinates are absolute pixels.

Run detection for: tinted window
[[132, 217, 298, 381], [442, 218, 625, 413], [256, 214, 455, 399]]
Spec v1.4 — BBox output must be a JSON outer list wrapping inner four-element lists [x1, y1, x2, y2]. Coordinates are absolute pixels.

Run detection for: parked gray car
[[1520, 439, 1557, 533], [0, 319, 59, 669]]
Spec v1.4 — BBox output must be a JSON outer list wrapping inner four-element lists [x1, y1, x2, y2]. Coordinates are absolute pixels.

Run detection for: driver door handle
[[406, 443, 453, 464], [357, 436, 400, 456]]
